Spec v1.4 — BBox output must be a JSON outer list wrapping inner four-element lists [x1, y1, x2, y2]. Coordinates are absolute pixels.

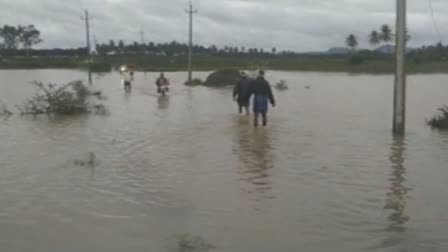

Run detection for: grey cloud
[[0, 0, 447, 51]]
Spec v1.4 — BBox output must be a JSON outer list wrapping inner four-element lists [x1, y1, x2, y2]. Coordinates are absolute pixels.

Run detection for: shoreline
[[2, 56, 448, 74]]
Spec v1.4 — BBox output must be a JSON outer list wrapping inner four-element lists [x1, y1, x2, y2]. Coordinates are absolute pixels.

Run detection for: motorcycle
[[158, 84, 170, 96]]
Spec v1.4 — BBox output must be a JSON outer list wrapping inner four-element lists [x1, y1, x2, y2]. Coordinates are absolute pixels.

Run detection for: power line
[[76, 0, 85, 12], [428, 0, 443, 43]]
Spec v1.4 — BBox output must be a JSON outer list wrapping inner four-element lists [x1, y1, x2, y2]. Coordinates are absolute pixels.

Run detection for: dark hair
[[259, 70, 265, 76]]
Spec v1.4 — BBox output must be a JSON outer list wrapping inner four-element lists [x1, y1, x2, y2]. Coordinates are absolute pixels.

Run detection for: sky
[[0, 0, 447, 52]]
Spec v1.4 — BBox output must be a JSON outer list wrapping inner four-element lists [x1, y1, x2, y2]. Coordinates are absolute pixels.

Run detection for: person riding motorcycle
[[156, 72, 170, 94]]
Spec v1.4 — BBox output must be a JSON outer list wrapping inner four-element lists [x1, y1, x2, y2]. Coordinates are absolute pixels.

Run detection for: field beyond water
[[2, 55, 448, 73]]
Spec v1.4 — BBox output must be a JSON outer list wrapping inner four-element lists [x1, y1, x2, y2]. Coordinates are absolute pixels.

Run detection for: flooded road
[[1, 69, 448, 252]]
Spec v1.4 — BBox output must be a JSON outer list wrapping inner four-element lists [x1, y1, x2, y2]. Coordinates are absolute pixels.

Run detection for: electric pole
[[140, 30, 145, 44], [81, 10, 93, 84], [81, 10, 93, 62], [393, 0, 407, 135], [185, 2, 197, 84]]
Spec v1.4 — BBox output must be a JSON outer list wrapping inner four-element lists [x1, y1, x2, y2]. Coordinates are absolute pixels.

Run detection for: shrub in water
[[17, 81, 107, 115], [427, 105, 448, 129]]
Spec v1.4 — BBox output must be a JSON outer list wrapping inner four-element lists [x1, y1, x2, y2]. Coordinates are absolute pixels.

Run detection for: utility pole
[[81, 10, 93, 84], [393, 0, 407, 135], [185, 2, 197, 84], [140, 30, 145, 44], [81, 10, 93, 62]]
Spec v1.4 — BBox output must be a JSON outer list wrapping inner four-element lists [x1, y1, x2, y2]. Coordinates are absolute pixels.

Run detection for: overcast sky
[[1, 0, 447, 52]]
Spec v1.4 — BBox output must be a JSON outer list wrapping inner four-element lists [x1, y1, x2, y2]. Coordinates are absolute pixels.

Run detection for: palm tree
[[369, 30, 381, 48], [380, 24, 393, 44], [346, 34, 358, 51]]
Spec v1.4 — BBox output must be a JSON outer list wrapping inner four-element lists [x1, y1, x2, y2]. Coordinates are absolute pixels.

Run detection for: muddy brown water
[[1, 69, 448, 252]]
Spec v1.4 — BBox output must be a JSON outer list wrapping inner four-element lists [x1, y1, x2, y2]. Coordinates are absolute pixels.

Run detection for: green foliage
[[427, 105, 448, 129], [349, 55, 366, 65]]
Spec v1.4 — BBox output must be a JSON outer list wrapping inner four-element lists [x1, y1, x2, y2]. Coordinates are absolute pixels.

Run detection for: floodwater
[[1, 69, 448, 252]]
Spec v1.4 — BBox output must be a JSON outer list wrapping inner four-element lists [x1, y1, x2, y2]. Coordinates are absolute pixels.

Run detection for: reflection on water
[[88, 70, 92, 85], [157, 96, 170, 110], [233, 117, 274, 200], [383, 136, 411, 247]]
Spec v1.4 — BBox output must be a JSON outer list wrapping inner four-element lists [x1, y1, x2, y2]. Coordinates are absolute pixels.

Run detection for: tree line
[[2, 23, 448, 61], [345, 24, 410, 50], [95, 40, 279, 57]]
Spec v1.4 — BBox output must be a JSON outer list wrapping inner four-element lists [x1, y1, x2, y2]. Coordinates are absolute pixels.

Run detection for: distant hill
[[374, 44, 417, 54], [327, 47, 351, 55], [375, 44, 394, 54]]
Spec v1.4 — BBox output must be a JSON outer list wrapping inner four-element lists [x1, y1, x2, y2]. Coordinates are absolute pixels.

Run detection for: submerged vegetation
[[74, 152, 97, 167], [0, 101, 13, 117], [17, 81, 107, 115], [274, 80, 288, 91], [185, 78, 204, 86], [427, 105, 448, 129], [168, 234, 214, 252]]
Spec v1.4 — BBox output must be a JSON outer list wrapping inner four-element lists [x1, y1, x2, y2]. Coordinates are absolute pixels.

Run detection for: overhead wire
[[428, 0, 443, 43]]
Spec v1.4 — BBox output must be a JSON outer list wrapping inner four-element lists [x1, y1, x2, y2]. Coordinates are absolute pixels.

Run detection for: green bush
[[349, 55, 366, 65]]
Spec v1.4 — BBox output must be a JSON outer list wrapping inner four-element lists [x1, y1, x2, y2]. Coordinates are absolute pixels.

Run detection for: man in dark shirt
[[233, 72, 252, 115], [247, 70, 275, 127]]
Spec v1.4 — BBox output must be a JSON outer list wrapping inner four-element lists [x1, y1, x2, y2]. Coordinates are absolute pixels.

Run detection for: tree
[[0, 25, 21, 49], [108, 40, 116, 49], [380, 24, 393, 44], [19, 25, 42, 56], [346, 34, 358, 51], [118, 40, 125, 54], [369, 30, 380, 48], [272, 47, 277, 54]]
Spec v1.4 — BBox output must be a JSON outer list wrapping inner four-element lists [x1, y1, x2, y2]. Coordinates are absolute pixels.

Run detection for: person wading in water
[[233, 71, 252, 115], [247, 70, 275, 127]]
